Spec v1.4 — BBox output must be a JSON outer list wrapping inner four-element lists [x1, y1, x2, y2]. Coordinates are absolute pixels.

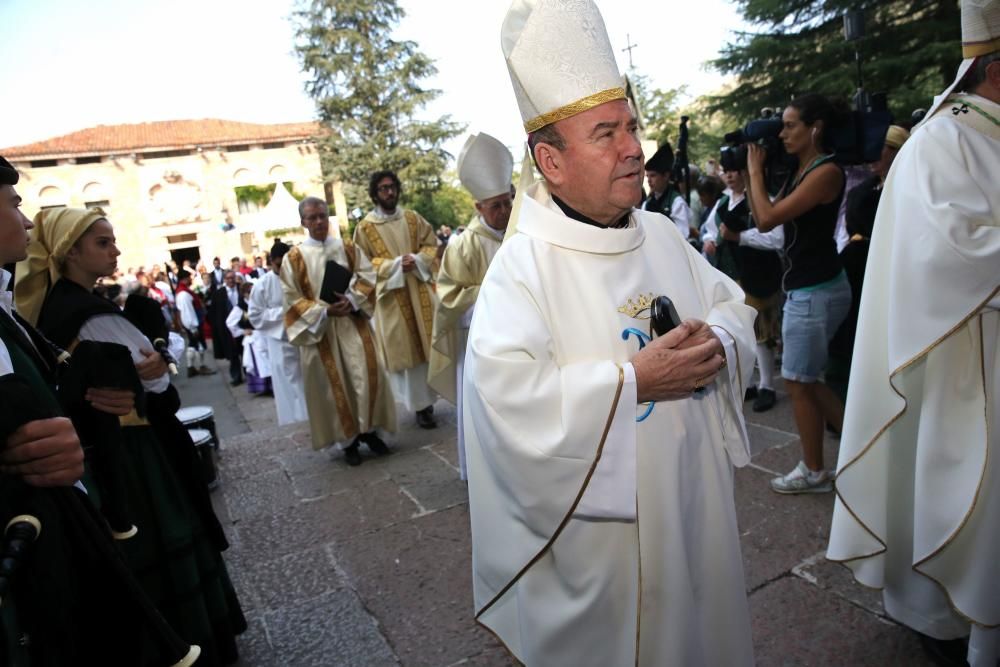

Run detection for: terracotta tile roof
[[1, 119, 323, 159]]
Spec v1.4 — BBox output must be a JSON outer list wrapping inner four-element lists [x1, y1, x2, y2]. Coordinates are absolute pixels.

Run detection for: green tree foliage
[[632, 75, 736, 170], [709, 1, 961, 122], [406, 176, 476, 230], [293, 0, 464, 216]]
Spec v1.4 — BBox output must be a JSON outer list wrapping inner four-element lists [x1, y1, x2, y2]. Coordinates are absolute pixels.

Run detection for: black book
[[319, 259, 352, 303]]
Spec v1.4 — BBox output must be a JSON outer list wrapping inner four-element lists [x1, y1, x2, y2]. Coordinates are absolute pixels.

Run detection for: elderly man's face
[[223, 271, 236, 288], [540, 100, 643, 225], [301, 201, 330, 241], [0, 185, 33, 265], [476, 191, 513, 231]]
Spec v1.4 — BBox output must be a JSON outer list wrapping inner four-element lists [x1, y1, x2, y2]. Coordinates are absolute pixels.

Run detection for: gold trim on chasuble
[[475, 367, 626, 623], [286, 246, 359, 439], [829, 287, 1000, 627], [361, 218, 427, 364], [405, 210, 436, 354]]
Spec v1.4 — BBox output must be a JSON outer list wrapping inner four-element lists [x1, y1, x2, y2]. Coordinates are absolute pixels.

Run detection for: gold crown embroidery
[[618, 293, 655, 319]]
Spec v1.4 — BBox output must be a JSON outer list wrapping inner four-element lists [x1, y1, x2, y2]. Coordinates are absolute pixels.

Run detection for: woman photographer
[[14, 207, 246, 665], [745, 92, 852, 495]]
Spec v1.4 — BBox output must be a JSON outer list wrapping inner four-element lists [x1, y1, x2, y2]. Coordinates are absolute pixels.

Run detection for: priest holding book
[[280, 196, 396, 466]]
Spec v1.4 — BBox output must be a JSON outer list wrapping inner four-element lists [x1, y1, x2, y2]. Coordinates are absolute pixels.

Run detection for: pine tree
[[709, 1, 961, 123], [293, 0, 464, 217]]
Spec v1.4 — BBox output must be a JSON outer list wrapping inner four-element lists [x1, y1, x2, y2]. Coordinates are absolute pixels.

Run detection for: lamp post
[[843, 9, 868, 110]]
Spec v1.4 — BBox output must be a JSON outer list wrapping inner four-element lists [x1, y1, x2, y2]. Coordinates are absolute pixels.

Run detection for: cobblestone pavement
[[175, 358, 934, 667]]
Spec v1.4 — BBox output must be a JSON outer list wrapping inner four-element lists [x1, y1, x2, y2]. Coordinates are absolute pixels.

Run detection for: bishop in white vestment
[[248, 241, 307, 425], [828, 7, 1000, 665], [466, 2, 757, 664], [428, 132, 512, 479]]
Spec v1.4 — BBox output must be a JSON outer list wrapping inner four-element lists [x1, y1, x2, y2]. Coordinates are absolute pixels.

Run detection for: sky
[[0, 0, 750, 166]]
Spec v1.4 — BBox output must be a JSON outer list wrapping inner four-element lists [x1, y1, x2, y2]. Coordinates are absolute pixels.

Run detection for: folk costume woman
[[14, 207, 247, 666]]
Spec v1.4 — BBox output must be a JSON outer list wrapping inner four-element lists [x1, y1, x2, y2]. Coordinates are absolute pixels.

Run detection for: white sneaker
[[770, 461, 833, 494]]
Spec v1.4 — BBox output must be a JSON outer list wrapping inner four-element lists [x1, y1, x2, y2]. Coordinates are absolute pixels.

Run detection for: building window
[[227, 145, 250, 153], [145, 149, 191, 160], [262, 142, 285, 149], [38, 185, 66, 208], [30, 159, 58, 168], [84, 199, 110, 211], [76, 156, 102, 165]]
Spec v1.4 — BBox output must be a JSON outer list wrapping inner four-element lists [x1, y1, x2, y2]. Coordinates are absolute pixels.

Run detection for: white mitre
[[922, 0, 1000, 121], [457, 133, 514, 202], [501, 0, 625, 133]]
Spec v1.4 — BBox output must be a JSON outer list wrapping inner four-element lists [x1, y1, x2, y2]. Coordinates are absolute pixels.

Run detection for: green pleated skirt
[[112, 425, 246, 666]]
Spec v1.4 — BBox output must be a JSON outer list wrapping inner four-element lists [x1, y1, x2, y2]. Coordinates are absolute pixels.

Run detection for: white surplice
[[465, 182, 757, 666], [827, 94, 1000, 667], [248, 270, 307, 425]]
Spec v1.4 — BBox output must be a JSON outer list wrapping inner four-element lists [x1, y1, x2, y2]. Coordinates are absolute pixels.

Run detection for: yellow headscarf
[[14, 206, 107, 326]]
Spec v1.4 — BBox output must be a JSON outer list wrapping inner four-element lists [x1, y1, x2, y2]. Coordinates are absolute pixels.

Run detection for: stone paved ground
[[175, 358, 935, 667]]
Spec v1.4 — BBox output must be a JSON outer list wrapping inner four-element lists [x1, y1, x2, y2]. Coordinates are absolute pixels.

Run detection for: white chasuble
[[827, 95, 1000, 664], [429, 216, 504, 480], [280, 237, 396, 449], [248, 270, 307, 425], [465, 183, 757, 666]]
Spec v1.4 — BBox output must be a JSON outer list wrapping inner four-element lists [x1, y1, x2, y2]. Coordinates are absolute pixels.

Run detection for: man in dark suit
[[208, 257, 225, 291], [207, 270, 245, 385]]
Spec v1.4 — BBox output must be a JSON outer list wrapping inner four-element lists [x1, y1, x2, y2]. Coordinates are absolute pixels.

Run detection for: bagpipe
[[123, 293, 179, 375], [0, 373, 196, 665]]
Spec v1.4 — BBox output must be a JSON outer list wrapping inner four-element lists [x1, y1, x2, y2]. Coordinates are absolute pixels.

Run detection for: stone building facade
[[1, 119, 345, 271]]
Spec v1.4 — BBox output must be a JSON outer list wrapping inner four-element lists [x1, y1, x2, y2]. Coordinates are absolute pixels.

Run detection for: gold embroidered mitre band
[[524, 87, 627, 133], [502, 0, 625, 134], [961, 0, 1000, 57]]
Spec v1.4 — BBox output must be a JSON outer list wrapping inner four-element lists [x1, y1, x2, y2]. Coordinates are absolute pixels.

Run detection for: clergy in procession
[[827, 3, 1000, 666], [428, 132, 513, 480], [281, 197, 395, 466], [248, 240, 307, 425], [463, 1, 757, 664], [353, 171, 440, 429]]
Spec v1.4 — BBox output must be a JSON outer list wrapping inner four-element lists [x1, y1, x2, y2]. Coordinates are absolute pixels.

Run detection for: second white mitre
[[457, 133, 514, 201]]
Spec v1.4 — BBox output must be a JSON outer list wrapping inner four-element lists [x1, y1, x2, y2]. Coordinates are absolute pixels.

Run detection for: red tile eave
[[1, 120, 323, 161]]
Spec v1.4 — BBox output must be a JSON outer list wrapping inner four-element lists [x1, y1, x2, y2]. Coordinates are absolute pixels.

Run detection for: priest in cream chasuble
[[281, 198, 396, 451], [429, 132, 513, 479], [828, 8, 1000, 664], [354, 171, 440, 426]]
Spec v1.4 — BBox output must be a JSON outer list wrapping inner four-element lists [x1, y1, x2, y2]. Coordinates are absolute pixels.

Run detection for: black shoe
[[361, 432, 390, 456], [415, 407, 437, 429], [744, 385, 758, 402], [753, 388, 776, 412], [187, 367, 200, 378], [916, 632, 969, 667], [230, 378, 244, 387], [343, 442, 363, 467]]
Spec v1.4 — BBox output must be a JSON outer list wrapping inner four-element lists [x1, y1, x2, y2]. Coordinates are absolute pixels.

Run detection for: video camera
[[720, 95, 894, 193], [719, 109, 792, 194]]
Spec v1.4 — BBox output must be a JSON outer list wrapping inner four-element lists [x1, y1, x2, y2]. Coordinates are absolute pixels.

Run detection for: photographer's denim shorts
[[781, 274, 852, 383]]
